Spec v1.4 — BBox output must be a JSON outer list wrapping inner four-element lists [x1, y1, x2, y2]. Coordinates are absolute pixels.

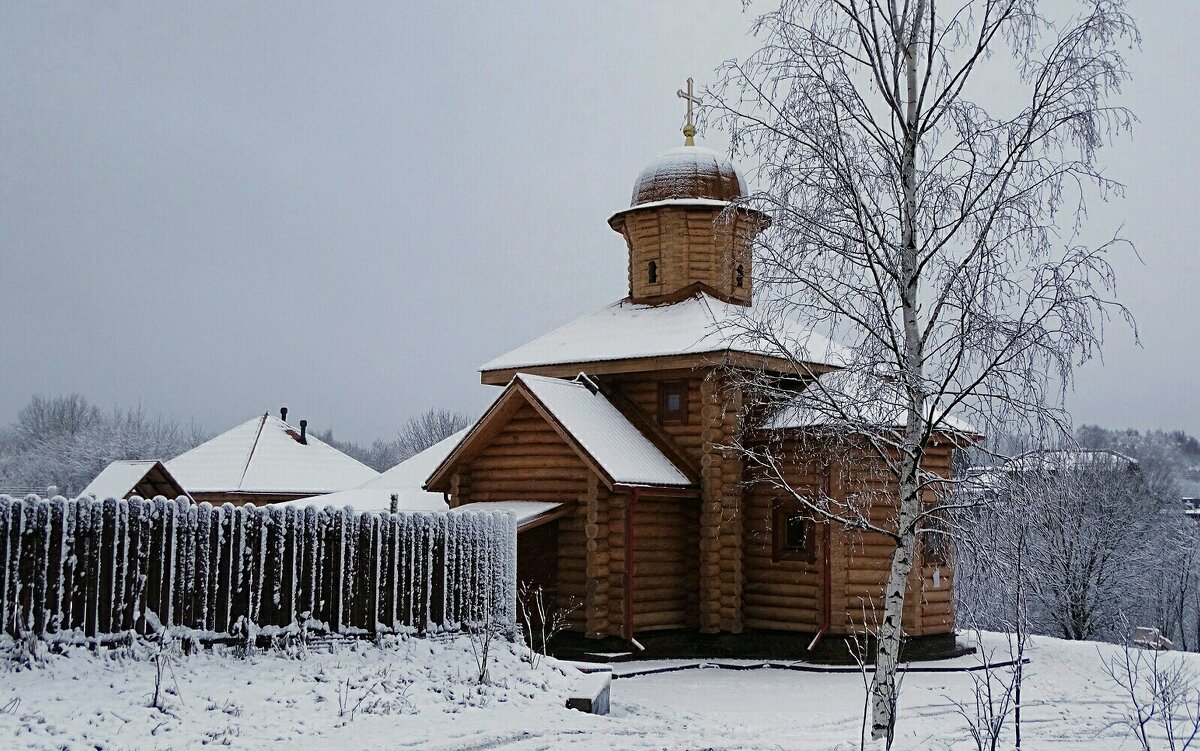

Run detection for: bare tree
[[394, 408, 471, 460], [13, 394, 101, 444], [0, 396, 209, 495], [316, 408, 472, 472], [709, 0, 1137, 740], [1105, 635, 1200, 751]]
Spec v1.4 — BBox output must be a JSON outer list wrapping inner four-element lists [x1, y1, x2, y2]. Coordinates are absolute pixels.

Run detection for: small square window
[[773, 504, 816, 562], [783, 513, 807, 550], [657, 381, 688, 425]]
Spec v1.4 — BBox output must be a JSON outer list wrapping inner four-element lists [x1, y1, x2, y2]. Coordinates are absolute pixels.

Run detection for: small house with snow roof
[[80, 460, 189, 502], [165, 412, 379, 506], [425, 117, 962, 658]]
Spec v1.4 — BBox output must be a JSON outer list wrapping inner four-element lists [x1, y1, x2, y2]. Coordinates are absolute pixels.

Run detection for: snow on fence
[[0, 495, 516, 642]]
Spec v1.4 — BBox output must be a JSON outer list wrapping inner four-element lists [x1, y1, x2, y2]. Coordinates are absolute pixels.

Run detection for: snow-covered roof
[[364, 429, 469, 490], [450, 501, 566, 530], [80, 460, 187, 501], [167, 414, 379, 495], [281, 428, 471, 513], [277, 487, 448, 513], [1005, 449, 1140, 474], [516, 374, 692, 487], [764, 370, 980, 436], [481, 293, 849, 374]]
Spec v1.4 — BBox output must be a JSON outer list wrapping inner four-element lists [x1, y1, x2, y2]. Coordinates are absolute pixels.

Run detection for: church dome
[[630, 145, 747, 206]]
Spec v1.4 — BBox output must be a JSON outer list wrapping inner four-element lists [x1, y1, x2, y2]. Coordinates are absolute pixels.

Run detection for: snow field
[[2, 632, 1197, 750]]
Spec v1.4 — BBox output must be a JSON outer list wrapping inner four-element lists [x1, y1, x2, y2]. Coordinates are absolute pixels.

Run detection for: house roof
[[520, 374, 692, 487], [363, 428, 469, 490], [1005, 449, 1140, 473], [277, 487, 449, 513], [80, 460, 188, 501], [167, 414, 379, 495], [764, 370, 980, 437], [280, 428, 470, 513], [479, 293, 849, 375], [427, 374, 694, 491], [450, 501, 568, 531]]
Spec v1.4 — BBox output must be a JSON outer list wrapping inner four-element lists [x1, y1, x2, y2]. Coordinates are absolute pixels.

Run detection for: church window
[[657, 380, 688, 425], [648, 260, 658, 284], [921, 502, 951, 566], [735, 264, 745, 288], [773, 503, 816, 562]]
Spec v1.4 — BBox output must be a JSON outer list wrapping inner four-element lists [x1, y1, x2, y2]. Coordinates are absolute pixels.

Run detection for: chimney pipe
[[299, 419, 308, 444], [280, 406, 288, 423]]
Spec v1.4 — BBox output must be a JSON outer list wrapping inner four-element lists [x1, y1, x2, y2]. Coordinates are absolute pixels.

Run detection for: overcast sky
[[1, 1, 1196, 443]]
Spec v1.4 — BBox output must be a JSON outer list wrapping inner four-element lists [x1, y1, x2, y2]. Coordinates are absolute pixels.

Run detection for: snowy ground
[[0, 631, 1190, 749]]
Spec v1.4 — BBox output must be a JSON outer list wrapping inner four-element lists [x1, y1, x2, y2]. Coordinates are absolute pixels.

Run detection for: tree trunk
[[870, 3, 927, 743]]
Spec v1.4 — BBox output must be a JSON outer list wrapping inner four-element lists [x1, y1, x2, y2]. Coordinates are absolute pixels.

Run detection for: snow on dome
[[630, 145, 746, 206]]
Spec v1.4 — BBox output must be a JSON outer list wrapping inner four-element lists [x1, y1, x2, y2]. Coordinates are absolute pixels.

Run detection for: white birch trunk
[[871, 4, 927, 742]]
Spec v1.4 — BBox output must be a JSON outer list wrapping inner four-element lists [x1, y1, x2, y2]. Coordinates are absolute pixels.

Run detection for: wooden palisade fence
[[0, 495, 516, 642]]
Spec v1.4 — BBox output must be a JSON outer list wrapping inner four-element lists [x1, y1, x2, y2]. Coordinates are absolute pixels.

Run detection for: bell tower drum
[[607, 79, 769, 307]]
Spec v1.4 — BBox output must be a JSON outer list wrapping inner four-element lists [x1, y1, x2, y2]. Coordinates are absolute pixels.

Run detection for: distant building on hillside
[[962, 448, 1142, 502]]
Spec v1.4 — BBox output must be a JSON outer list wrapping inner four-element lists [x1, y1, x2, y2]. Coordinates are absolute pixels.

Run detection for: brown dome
[[631, 146, 746, 206]]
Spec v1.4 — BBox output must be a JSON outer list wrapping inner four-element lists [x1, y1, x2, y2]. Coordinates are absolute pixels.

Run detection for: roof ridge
[[236, 412, 269, 491]]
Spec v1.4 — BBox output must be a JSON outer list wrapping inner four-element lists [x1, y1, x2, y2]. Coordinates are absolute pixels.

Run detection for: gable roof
[[167, 414, 379, 495], [479, 293, 849, 376], [427, 374, 694, 492], [81, 460, 188, 501]]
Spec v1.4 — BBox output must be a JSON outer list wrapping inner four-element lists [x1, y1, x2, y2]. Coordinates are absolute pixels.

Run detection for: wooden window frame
[[921, 504, 952, 566], [657, 380, 688, 425], [772, 502, 817, 563]]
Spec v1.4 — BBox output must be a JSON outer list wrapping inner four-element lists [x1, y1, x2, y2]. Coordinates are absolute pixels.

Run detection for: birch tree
[[708, 0, 1137, 741]]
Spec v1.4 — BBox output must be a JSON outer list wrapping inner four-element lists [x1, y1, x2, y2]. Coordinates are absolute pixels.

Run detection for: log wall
[[629, 496, 699, 632], [743, 460, 825, 632], [452, 401, 592, 632], [609, 374, 706, 463], [744, 437, 958, 638], [614, 206, 754, 305]]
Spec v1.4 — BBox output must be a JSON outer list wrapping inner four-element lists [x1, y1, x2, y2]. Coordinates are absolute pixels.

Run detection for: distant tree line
[[0, 394, 473, 496], [954, 426, 1200, 650], [0, 394, 210, 496]]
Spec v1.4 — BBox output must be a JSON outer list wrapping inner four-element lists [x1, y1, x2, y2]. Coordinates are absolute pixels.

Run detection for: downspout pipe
[[624, 487, 643, 650], [807, 522, 832, 652]]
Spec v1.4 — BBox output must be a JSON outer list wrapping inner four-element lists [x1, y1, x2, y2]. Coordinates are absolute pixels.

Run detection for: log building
[[426, 119, 964, 659]]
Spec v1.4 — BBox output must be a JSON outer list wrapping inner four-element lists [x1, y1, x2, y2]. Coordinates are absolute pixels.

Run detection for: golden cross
[[676, 77, 701, 146]]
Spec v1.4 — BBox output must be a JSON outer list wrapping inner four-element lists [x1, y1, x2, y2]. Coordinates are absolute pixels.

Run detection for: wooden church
[[426, 104, 960, 658]]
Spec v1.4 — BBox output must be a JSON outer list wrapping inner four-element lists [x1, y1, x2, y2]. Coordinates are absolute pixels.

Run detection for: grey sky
[[1, 1, 1196, 443]]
